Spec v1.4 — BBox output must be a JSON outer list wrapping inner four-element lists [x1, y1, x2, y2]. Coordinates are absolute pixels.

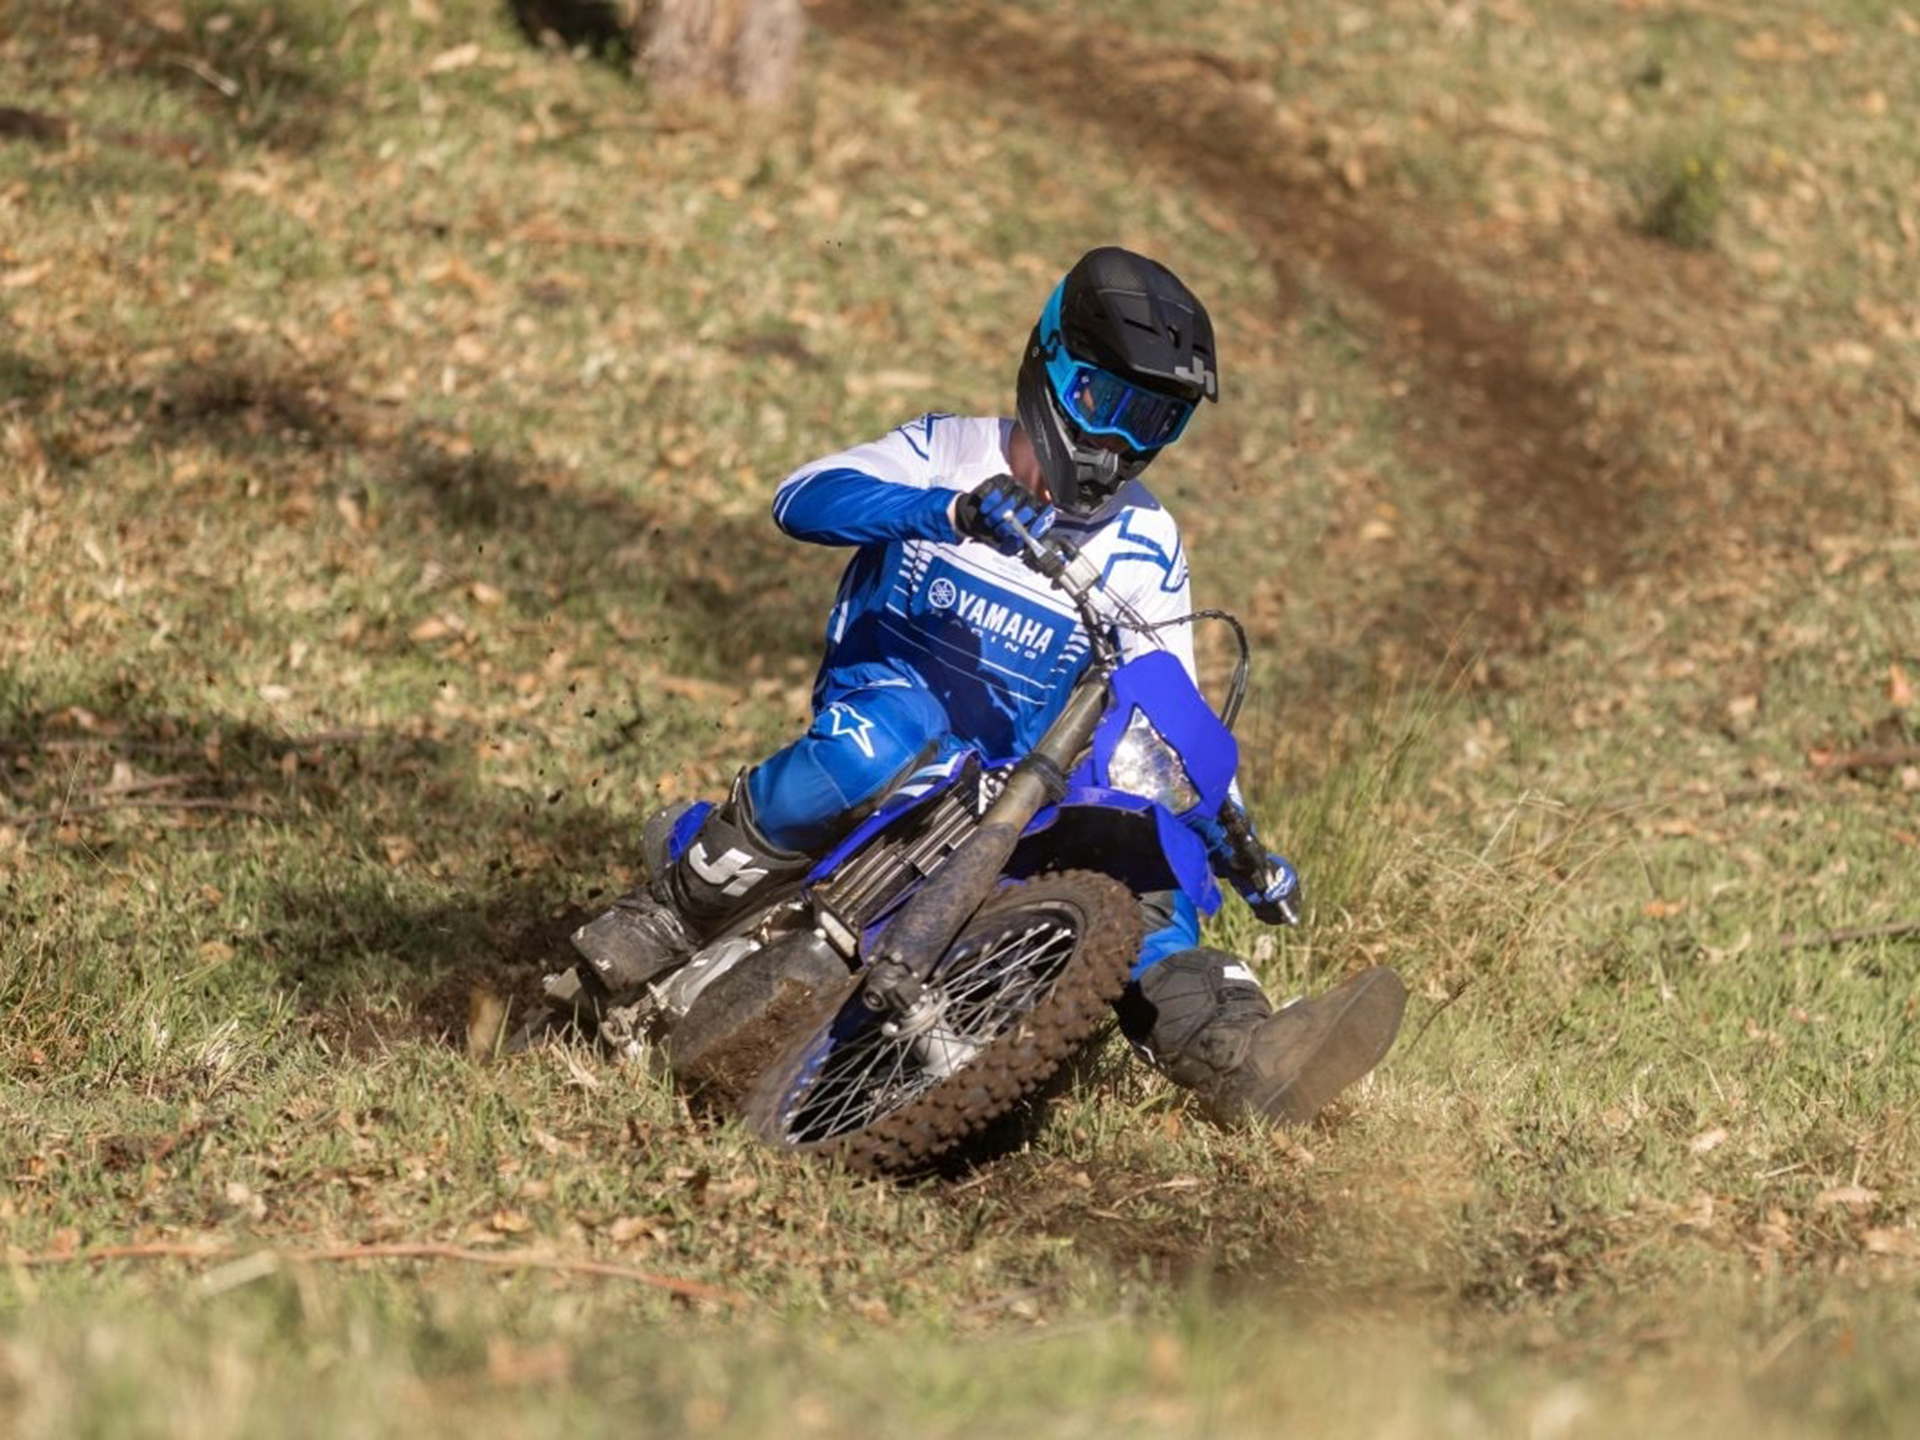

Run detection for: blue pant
[[742, 680, 1197, 975], [746, 681, 953, 853]]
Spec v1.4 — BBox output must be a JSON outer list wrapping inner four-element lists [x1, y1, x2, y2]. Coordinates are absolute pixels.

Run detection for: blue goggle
[[1038, 289, 1197, 452], [1052, 359, 1196, 451]]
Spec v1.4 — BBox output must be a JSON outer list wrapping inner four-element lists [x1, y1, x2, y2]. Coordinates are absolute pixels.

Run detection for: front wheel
[[741, 870, 1142, 1175]]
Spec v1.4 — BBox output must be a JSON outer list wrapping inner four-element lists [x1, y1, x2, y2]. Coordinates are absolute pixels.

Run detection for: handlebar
[[1000, 512, 1251, 733]]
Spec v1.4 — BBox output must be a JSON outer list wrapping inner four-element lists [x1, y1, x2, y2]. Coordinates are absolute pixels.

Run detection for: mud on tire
[[741, 870, 1142, 1176]]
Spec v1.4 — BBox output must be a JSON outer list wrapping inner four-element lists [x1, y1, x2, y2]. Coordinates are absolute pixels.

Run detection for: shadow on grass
[[0, 677, 624, 1045], [15, 0, 344, 153], [15, 340, 843, 1039], [130, 346, 832, 671], [263, 866, 607, 1054], [505, 0, 636, 65], [149, 357, 351, 451], [0, 349, 56, 412], [394, 430, 827, 665]]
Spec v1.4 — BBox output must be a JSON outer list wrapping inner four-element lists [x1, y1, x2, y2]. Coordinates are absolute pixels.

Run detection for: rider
[[574, 246, 1406, 1127]]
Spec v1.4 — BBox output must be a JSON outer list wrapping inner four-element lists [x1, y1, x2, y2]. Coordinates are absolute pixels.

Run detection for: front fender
[[1015, 786, 1222, 916]]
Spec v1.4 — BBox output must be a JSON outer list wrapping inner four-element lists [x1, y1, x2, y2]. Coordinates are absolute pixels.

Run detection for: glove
[[952, 474, 1056, 555], [1195, 798, 1303, 927], [1240, 854, 1302, 927]]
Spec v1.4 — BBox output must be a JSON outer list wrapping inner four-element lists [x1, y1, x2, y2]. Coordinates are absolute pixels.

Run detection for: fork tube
[[871, 675, 1110, 976], [977, 680, 1108, 830]]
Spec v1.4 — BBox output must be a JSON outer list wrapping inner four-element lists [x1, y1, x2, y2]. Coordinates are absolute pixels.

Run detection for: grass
[[4, 0, 1920, 1435], [1635, 136, 1730, 248]]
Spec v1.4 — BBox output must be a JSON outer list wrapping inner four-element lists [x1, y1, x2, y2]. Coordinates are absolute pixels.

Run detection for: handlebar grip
[[1216, 799, 1270, 874]]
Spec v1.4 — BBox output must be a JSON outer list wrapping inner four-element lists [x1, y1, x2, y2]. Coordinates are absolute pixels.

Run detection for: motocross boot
[[1118, 949, 1407, 1127], [571, 774, 812, 1004]]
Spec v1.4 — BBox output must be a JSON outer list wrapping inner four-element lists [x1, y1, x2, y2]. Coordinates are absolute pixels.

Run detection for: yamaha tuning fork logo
[[928, 577, 960, 610]]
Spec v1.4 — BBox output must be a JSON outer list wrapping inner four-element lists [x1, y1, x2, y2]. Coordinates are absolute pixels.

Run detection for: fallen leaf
[[844, 370, 934, 398], [699, 1175, 759, 1208], [487, 1338, 570, 1386], [1735, 32, 1800, 63], [608, 1215, 664, 1246], [1863, 1227, 1919, 1258], [1688, 1127, 1728, 1155], [427, 42, 483, 75], [423, 255, 494, 300], [489, 1209, 533, 1234], [223, 1180, 267, 1221], [1675, 1192, 1717, 1229], [466, 987, 507, 1059], [1815, 1184, 1880, 1210], [1815, 340, 1876, 369], [1, 261, 53, 290], [1890, 663, 1914, 710]]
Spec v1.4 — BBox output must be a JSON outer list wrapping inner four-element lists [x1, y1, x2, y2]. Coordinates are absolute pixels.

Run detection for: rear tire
[[741, 870, 1141, 1175]]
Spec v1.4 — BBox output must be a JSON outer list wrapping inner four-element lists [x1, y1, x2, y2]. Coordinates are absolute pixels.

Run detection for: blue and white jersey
[[773, 413, 1196, 761]]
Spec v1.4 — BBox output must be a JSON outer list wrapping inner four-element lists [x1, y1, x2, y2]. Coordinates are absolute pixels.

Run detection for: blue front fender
[[1016, 785, 1222, 916]]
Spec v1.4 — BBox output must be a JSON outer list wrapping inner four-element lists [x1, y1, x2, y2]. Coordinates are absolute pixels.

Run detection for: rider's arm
[[772, 414, 964, 546]]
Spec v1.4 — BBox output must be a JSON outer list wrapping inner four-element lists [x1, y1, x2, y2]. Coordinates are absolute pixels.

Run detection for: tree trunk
[[642, 0, 802, 106], [508, 0, 803, 104]]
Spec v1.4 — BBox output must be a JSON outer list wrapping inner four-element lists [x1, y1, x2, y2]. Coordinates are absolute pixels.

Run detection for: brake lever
[[1013, 523, 1126, 617]]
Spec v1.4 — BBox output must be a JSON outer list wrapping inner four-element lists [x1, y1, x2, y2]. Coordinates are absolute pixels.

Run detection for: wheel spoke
[[778, 909, 1084, 1145]]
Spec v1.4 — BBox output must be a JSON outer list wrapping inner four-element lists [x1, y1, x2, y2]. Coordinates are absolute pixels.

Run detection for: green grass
[[5, 0, 1920, 1435]]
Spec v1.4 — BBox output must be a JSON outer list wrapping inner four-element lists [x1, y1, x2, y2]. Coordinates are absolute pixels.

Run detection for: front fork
[[857, 678, 1110, 1015]]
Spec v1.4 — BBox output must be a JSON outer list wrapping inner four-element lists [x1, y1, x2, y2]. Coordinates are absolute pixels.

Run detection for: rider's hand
[[953, 475, 1056, 555], [1244, 854, 1303, 926]]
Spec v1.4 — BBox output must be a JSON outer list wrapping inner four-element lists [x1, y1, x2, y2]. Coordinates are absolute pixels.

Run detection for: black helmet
[[1015, 247, 1218, 518]]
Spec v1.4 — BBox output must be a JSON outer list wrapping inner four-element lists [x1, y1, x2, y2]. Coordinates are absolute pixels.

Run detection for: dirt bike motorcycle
[[524, 515, 1279, 1174]]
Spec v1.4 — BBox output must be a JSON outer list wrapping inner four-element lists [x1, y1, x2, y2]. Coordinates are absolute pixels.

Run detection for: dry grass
[[3, 0, 1918, 1435]]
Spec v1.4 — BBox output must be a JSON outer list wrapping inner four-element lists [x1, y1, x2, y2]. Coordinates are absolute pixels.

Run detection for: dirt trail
[[815, 0, 1648, 660]]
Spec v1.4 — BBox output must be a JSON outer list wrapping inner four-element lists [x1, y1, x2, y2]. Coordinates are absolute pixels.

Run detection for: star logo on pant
[[824, 701, 877, 759]]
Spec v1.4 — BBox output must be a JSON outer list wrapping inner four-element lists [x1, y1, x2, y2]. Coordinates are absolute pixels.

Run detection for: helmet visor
[[1052, 359, 1196, 452]]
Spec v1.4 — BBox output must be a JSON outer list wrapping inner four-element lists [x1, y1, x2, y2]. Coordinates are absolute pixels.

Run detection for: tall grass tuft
[[1635, 136, 1730, 249]]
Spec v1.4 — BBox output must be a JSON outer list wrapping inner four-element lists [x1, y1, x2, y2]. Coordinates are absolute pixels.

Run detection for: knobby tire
[[741, 870, 1142, 1175]]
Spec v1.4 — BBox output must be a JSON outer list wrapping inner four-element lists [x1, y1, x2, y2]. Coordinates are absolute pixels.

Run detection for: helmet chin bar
[[1019, 345, 1156, 519], [1068, 445, 1122, 508], [1055, 425, 1154, 517]]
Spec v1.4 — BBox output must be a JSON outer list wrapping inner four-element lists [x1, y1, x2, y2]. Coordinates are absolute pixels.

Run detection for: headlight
[[1105, 708, 1201, 814]]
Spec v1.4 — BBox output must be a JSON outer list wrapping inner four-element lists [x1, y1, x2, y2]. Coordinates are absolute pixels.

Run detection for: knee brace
[[1114, 947, 1273, 1088]]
